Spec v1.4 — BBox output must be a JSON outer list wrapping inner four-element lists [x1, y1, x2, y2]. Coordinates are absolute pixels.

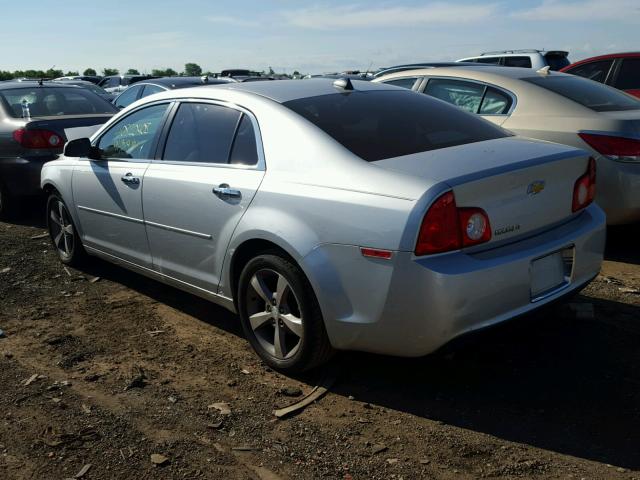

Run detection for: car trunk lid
[[373, 136, 591, 246], [15, 114, 113, 158]]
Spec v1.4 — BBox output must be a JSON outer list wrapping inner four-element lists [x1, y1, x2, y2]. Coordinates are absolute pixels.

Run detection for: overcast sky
[[2, 0, 638, 74]]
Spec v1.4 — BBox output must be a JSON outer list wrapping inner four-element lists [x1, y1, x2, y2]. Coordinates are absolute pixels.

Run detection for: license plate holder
[[530, 250, 569, 300]]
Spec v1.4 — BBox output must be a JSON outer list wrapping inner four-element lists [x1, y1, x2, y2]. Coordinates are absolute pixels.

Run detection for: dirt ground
[[1, 203, 639, 480]]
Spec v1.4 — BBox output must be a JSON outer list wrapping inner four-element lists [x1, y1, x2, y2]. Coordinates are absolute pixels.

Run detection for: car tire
[[238, 252, 334, 373], [46, 192, 87, 267]]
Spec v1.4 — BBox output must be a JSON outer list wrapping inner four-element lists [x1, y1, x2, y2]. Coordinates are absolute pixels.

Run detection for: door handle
[[213, 183, 241, 199], [121, 173, 140, 185]]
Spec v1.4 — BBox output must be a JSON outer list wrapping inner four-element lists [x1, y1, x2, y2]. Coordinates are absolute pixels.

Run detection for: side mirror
[[63, 138, 101, 160], [63, 137, 91, 157]]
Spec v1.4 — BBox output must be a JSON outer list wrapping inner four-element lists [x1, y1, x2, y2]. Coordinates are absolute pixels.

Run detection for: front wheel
[[237, 253, 334, 373], [47, 193, 87, 267]]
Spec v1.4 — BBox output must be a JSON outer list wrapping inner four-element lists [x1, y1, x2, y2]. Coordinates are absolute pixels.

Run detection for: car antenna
[[333, 77, 354, 91], [536, 66, 551, 75]]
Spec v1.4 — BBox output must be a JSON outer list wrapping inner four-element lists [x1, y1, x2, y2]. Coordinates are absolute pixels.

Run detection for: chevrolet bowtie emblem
[[527, 180, 546, 196]]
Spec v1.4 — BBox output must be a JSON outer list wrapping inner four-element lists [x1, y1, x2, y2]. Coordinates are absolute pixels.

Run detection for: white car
[[458, 49, 570, 71]]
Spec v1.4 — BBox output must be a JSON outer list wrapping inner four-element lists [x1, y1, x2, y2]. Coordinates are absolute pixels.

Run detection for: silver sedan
[[41, 79, 605, 372], [374, 66, 640, 225]]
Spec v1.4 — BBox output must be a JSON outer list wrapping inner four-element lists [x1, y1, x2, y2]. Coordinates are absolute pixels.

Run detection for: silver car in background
[[41, 79, 605, 372], [374, 66, 640, 224]]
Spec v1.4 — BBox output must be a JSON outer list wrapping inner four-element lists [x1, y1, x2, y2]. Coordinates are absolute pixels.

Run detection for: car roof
[[373, 62, 491, 78], [138, 76, 233, 88], [213, 78, 395, 103], [563, 52, 640, 68], [0, 81, 82, 90], [380, 64, 557, 80]]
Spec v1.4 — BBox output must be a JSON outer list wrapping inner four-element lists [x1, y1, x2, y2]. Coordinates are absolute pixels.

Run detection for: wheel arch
[[227, 236, 300, 306]]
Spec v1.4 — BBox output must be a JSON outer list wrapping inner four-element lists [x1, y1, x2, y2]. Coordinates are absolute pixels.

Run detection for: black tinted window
[[383, 78, 419, 89], [99, 77, 120, 88], [566, 60, 613, 83], [476, 57, 501, 64], [283, 91, 508, 162], [0, 87, 116, 118], [114, 85, 142, 109], [163, 103, 241, 163], [229, 114, 258, 165], [524, 75, 640, 111], [545, 54, 570, 71], [97, 104, 168, 159], [504, 56, 532, 68], [424, 78, 485, 113], [614, 59, 640, 90]]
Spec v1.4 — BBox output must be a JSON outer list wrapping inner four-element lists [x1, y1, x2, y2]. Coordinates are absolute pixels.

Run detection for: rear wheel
[[238, 253, 334, 373], [47, 193, 87, 267]]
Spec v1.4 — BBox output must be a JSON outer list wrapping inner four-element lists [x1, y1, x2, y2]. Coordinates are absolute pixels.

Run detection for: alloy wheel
[[49, 200, 75, 259], [245, 268, 304, 360]]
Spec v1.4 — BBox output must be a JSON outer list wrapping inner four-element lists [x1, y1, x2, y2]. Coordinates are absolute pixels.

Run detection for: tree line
[[0, 63, 301, 81]]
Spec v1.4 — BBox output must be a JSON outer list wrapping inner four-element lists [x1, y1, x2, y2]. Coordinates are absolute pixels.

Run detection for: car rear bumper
[[304, 204, 605, 357], [595, 157, 640, 225], [0, 157, 52, 197]]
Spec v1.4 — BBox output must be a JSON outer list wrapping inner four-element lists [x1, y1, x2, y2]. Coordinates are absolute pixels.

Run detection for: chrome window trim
[[154, 97, 266, 171], [420, 75, 518, 116]]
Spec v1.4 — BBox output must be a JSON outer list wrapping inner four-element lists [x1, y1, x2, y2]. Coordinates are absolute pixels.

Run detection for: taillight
[[578, 133, 640, 162], [572, 157, 596, 212], [415, 191, 491, 256], [12, 128, 63, 149]]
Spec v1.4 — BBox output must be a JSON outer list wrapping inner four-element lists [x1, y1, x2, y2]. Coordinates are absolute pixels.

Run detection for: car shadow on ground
[[10, 198, 47, 228], [605, 223, 640, 265], [76, 256, 640, 469], [334, 296, 640, 470]]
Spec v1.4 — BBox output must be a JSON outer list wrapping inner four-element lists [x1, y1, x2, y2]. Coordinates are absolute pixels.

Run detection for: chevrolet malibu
[[40, 79, 605, 372]]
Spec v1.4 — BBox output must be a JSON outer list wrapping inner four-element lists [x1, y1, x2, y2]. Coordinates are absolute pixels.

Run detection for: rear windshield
[[524, 75, 640, 112], [544, 54, 570, 71], [0, 87, 116, 117], [283, 91, 508, 161]]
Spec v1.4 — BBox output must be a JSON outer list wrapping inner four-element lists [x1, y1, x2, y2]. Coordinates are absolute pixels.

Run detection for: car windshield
[[524, 75, 640, 112], [283, 90, 509, 161], [0, 87, 116, 117]]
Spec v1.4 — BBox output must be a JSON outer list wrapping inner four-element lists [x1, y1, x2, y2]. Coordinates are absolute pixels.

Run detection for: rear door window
[[163, 102, 241, 163], [613, 58, 640, 90], [504, 56, 532, 68], [283, 90, 508, 162], [382, 77, 419, 89], [524, 75, 640, 111], [423, 78, 485, 113], [565, 60, 614, 83]]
